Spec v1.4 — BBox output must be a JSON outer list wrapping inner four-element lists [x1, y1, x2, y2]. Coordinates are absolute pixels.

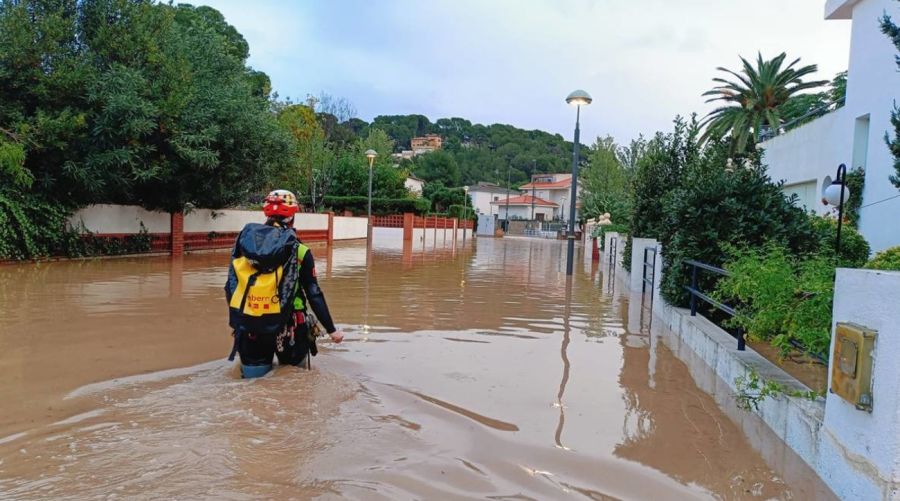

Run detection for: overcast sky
[[199, 0, 851, 145]]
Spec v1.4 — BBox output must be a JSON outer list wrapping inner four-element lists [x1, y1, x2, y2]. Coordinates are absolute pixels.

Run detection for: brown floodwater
[[0, 236, 835, 500]]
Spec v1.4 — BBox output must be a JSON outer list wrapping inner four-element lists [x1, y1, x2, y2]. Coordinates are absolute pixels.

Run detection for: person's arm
[[299, 249, 343, 342]]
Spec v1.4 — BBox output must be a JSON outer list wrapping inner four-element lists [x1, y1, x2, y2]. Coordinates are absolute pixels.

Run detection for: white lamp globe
[[823, 181, 851, 207]]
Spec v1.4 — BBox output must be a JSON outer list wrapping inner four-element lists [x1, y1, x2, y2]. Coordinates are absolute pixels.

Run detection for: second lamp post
[[564, 89, 591, 276], [365, 149, 377, 241]]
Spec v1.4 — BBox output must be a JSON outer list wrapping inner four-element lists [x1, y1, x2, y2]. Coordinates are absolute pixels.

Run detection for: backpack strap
[[227, 270, 262, 361]]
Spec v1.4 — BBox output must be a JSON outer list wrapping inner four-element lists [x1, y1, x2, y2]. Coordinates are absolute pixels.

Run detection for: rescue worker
[[225, 189, 343, 378]]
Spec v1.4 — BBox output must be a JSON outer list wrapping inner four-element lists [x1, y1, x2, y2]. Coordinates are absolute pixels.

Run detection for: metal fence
[[683, 259, 745, 351], [682, 259, 828, 362]]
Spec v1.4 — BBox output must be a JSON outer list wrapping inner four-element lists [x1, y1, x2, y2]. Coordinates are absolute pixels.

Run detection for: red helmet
[[263, 189, 299, 219]]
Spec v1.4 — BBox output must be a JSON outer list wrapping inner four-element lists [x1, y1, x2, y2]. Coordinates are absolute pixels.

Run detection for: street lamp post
[[365, 149, 377, 242], [463, 185, 470, 245], [564, 90, 592, 276], [505, 166, 511, 232], [530, 160, 536, 221], [824, 163, 852, 259]]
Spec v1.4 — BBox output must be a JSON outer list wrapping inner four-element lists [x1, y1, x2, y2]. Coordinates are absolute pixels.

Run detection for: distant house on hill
[[410, 134, 443, 155]]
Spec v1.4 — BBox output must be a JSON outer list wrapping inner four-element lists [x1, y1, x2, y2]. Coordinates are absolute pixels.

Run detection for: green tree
[[881, 9, 900, 189], [701, 52, 827, 152], [582, 136, 632, 224], [414, 149, 461, 186]]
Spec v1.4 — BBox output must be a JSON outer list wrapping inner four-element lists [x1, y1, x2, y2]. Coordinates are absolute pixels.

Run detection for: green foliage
[[0, 187, 152, 260], [844, 166, 865, 227], [356, 116, 576, 187], [422, 180, 466, 212], [581, 136, 633, 225], [865, 246, 900, 271], [625, 116, 700, 271], [657, 139, 817, 307], [308, 196, 430, 216], [593, 223, 629, 250], [881, 10, 900, 189], [414, 150, 461, 187], [734, 369, 819, 412], [808, 215, 870, 267], [701, 52, 828, 152], [447, 204, 474, 221], [0, 134, 29, 187], [715, 243, 834, 358], [0, 0, 292, 211]]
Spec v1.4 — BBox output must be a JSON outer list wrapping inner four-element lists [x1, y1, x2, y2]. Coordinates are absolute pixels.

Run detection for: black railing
[[608, 237, 618, 267], [684, 259, 745, 351], [642, 247, 656, 295]]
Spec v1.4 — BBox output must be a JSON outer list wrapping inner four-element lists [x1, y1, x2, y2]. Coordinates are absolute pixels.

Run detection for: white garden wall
[[629, 236, 900, 500], [333, 216, 368, 240], [69, 204, 171, 234]]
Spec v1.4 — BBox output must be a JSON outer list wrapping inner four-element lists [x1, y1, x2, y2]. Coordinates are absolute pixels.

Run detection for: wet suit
[[227, 221, 337, 374]]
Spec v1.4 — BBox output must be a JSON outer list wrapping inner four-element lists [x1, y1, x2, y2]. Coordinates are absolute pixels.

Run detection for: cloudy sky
[[199, 0, 851, 144]]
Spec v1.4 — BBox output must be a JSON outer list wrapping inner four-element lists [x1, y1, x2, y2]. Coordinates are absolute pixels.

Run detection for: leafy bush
[[658, 149, 817, 307], [306, 196, 430, 215], [625, 117, 699, 271], [808, 215, 870, 267], [715, 243, 834, 358], [844, 167, 865, 227], [0, 189, 81, 260], [865, 246, 900, 271], [447, 204, 475, 220], [0, 189, 152, 260]]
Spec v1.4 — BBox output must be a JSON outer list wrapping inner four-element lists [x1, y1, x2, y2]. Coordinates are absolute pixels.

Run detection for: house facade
[[467, 182, 519, 216], [518, 173, 583, 222], [410, 134, 443, 155], [490, 195, 558, 221], [761, 0, 900, 252], [405, 175, 425, 196]]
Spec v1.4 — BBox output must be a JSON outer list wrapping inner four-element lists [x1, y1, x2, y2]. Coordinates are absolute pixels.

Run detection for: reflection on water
[[0, 236, 834, 499]]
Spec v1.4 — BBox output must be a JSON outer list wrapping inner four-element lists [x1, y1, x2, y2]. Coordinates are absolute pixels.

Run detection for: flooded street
[[0, 237, 834, 500]]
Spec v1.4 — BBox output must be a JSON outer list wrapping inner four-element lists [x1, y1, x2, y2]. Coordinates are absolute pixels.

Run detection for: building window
[[494, 196, 499, 201], [852, 114, 870, 172]]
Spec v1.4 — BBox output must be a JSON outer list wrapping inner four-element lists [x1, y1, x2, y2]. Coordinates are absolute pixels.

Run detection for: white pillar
[[629, 238, 658, 292], [820, 268, 900, 500]]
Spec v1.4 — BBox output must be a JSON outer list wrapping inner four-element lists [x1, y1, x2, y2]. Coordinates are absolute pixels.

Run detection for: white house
[[762, 0, 900, 252], [519, 173, 583, 222], [405, 175, 425, 197], [467, 182, 519, 216], [490, 194, 558, 221]]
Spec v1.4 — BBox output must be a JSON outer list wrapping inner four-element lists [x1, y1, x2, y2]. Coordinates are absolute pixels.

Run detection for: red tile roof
[[490, 194, 558, 207], [519, 178, 572, 190]]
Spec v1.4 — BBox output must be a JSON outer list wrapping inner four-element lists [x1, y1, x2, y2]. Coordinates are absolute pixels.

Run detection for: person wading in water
[[225, 189, 343, 378]]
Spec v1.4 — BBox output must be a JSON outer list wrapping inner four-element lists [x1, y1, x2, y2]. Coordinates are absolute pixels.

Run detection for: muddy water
[[0, 237, 835, 500]]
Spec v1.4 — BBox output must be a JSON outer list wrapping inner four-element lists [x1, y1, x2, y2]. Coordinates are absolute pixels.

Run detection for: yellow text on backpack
[[229, 256, 283, 317]]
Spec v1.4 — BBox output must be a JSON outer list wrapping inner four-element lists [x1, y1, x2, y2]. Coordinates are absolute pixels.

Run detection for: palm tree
[[701, 52, 827, 152]]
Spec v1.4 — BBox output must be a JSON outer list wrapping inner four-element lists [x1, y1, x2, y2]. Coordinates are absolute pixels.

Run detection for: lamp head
[[823, 181, 851, 207], [365, 149, 377, 160], [566, 89, 592, 107]]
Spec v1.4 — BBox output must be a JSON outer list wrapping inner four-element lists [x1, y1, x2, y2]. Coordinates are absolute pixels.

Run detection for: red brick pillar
[[327, 212, 334, 246], [403, 212, 414, 242], [170, 211, 184, 256]]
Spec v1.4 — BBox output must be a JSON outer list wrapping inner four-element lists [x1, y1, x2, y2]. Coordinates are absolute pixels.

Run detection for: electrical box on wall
[[831, 322, 877, 412]]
